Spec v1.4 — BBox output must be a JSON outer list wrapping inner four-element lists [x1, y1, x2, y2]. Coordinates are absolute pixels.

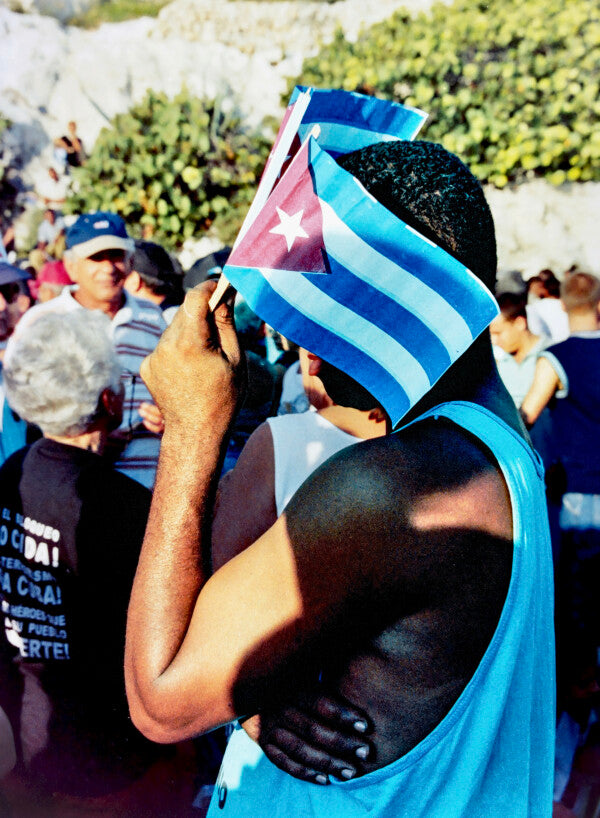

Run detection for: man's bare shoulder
[[287, 414, 510, 531], [283, 414, 513, 609]]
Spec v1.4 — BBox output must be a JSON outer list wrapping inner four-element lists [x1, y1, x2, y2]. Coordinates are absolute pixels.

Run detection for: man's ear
[[514, 316, 527, 332], [306, 352, 322, 377], [63, 254, 79, 283], [124, 271, 142, 294], [100, 387, 123, 424]]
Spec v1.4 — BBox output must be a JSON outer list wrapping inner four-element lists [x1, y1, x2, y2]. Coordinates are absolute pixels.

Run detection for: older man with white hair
[[15, 212, 167, 488], [0, 311, 190, 814]]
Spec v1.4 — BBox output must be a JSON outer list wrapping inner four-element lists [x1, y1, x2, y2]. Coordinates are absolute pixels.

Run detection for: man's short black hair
[[131, 240, 182, 299], [316, 140, 498, 411], [496, 292, 528, 322], [338, 140, 497, 291]]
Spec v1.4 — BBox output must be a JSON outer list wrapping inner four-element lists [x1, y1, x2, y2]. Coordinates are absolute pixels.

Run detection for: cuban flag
[[288, 85, 426, 156], [224, 138, 498, 426]]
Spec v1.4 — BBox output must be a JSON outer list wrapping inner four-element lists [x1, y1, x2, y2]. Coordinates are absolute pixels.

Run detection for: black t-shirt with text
[[0, 438, 168, 796]]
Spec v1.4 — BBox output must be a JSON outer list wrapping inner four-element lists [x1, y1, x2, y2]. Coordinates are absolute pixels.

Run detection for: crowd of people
[[0, 116, 597, 818]]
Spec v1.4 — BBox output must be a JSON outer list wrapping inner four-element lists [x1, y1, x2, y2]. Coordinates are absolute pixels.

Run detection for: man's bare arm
[[520, 356, 560, 426], [125, 285, 363, 742], [212, 422, 276, 571]]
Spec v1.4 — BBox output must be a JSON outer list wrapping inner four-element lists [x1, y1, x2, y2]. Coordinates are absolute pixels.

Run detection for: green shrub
[[294, 0, 600, 187], [65, 89, 271, 249]]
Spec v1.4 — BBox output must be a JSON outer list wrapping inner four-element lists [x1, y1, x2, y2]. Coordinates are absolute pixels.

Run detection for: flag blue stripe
[[305, 255, 452, 383], [291, 86, 426, 141], [225, 263, 412, 422], [317, 196, 475, 357], [309, 143, 499, 336], [256, 266, 430, 403]]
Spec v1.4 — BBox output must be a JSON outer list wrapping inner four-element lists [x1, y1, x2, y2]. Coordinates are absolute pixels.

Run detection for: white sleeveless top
[[267, 411, 361, 516]]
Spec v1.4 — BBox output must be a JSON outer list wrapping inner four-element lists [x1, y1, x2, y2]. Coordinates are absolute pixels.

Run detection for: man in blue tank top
[[125, 141, 555, 817]]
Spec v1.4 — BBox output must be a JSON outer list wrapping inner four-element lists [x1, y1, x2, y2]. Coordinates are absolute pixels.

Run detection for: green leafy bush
[[65, 90, 271, 249], [294, 0, 600, 187]]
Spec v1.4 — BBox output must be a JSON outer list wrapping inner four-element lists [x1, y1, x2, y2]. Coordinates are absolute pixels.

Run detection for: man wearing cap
[[125, 240, 184, 325], [125, 141, 554, 816], [15, 212, 166, 489]]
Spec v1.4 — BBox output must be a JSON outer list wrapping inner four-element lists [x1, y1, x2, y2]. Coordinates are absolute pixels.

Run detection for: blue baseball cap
[[66, 212, 134, 259]]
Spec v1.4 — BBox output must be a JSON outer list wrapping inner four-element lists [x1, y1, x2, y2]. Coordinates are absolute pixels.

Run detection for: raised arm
[[125, 284, 375, 742]]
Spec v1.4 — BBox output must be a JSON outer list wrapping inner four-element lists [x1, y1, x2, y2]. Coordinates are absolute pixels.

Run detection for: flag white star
[[269, 207, 309, 252]]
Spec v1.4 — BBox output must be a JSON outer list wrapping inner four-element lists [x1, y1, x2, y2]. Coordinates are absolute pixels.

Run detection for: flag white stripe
[[319, 199, 473, 356], [298, 121, 403, 153], [259, 268, 430, 403]]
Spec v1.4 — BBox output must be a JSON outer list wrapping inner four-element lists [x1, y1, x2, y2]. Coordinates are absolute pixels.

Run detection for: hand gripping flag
[[224, 138, 499, 426]]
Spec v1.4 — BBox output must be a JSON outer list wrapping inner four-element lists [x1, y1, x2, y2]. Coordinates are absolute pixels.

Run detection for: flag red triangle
[[229, 143, 328, 275]]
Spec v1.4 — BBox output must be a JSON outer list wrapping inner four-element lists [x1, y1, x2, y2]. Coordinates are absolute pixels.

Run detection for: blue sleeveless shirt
[[541, 332, 600, 494], [208, 402, 556, 818]]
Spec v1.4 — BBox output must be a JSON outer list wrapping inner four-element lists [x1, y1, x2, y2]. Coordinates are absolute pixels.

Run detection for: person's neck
[[138, 287, 165, 307], [317, 404, 388, 439], [568, 311, 599, 333], [44, 429, 106, 454], [398, 336, 524, 436], [74, 289, 125, 319], [513, 331, 541, 363]]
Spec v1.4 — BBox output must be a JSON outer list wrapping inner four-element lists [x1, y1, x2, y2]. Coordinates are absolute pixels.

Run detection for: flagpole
[[210, 126, 322, 313], [233, 88, 313, 250]]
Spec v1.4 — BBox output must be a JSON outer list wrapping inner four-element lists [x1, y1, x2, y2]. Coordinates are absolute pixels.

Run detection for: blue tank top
[[208, 402, 555, 818]]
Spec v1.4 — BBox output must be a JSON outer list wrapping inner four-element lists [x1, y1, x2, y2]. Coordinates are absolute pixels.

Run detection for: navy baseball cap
[[0, 262, 32, 286], [66, 212, 134, 259]]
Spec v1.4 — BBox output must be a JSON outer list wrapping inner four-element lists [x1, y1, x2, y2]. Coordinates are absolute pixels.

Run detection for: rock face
[[154, 0, 431, 59], [486, 180, 600, 277], [0, 0, 597, 274]]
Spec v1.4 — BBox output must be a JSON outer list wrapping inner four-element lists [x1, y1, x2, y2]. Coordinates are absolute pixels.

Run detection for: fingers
[[261, 738, 330, 786], [212, 289, 241, 369], [181, 281, 241, 367], [275, 704, 371, 762], [261, 726, 358, 785], [179, 282, 218, 346], [258, 695, 372, 785], [310, 693, 370, 735], [138, 402, 164, 434]]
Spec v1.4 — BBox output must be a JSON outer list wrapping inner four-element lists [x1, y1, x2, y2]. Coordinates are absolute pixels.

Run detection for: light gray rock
[[486, 180, 600, 277], [153, 0, 431, 57]]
